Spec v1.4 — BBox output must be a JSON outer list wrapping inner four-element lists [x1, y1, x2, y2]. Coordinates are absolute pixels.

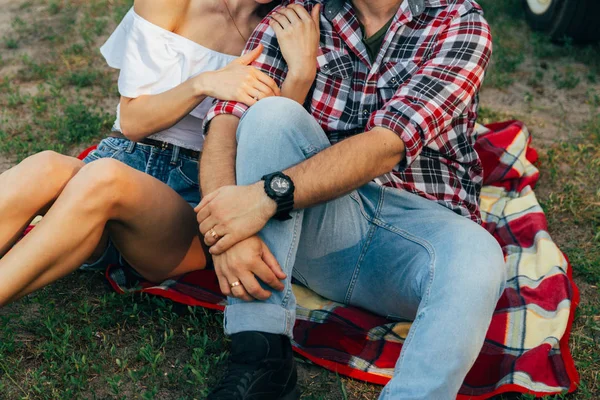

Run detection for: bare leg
[[0, 151, 84, 257], [0, 158, 207, 306]]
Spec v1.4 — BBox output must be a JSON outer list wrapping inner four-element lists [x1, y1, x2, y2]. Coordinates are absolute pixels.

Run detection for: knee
[[445, 223, 506, 299], [30, 150, 81, 175], [12, 151, 82, 192], [70, 158, 129, 209], [236, 97, 312, 145]]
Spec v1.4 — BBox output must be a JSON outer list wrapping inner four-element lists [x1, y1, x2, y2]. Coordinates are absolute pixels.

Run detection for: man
[[198, 0, 505, 399]]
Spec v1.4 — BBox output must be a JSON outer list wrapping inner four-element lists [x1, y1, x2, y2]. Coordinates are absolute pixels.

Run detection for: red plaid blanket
[[74, 121, 579, 398]]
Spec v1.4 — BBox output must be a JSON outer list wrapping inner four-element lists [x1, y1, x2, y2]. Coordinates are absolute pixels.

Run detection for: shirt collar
[[324, 0, 446, 22]]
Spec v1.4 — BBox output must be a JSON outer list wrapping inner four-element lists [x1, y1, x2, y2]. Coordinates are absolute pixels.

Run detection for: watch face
[[270, 176, 290, 195]]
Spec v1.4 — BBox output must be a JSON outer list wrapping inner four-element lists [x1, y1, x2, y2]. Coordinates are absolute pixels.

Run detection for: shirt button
[[362, 109, 369, 116], [391, 77, 397, 83]]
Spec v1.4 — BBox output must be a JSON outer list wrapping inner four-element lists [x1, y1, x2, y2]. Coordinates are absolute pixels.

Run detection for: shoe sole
[[280, 387, 300, 400]]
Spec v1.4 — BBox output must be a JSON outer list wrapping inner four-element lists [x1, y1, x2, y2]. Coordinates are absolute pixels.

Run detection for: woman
[[0, 0, 320, 307]]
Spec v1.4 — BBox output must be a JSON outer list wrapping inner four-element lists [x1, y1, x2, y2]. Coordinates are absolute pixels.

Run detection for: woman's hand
[[198, 44, 281, 105], [270, 4, 321, 82]]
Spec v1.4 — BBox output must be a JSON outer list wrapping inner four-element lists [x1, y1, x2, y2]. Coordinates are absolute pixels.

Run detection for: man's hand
[[212, 235, 286, 301], [195, 182, 276, 254]]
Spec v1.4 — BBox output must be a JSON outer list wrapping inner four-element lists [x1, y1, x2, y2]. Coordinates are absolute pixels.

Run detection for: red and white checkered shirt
[[205, 0, 492, 223]]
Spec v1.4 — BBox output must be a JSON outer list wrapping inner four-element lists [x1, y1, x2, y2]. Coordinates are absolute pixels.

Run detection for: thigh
[[347, 187, 502, 320], [292, 184, 379, 304], [104, 162, 206, 282]]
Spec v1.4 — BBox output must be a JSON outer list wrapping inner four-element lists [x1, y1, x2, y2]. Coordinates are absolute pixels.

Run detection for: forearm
[[280, 69, 314, 105], [119, 75, 208, 141], [284, 128, 405, 209], [200, 114, 240, 196], [195, 129, 405, 256]]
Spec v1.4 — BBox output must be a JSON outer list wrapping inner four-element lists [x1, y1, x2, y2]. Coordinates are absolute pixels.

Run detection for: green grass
[[0, 274, 228, 399], [0, 0, 126, 160], [540, 114, 600, 286], [0, 0, 599, 399], [478, 0, 600, 90], [3, 36, 19, 49]]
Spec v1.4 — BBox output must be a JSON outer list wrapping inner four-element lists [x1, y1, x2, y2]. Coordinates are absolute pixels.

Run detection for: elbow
[[374, 129, 406, 174], [119, 126, 142, 142], [380, 152, 404, 175], [390, 143, 407, 171], [119, 100, 150, 142], [119, 115, 146, 142]]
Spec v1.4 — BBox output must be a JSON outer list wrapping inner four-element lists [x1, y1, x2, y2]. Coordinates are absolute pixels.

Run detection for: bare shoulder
[[133, 0, 190, 31]]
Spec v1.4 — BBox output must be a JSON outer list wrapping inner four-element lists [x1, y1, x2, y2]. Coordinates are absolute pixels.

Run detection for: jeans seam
[[349, 191, 376, 223], [175, 165, 199, 187], [280, 211, 303, 309], [103, 138, 129, 152], [291, 268, 308, 287], [107, 149, 126, 160], [381, 196, 437, 398], [344, 185, 386, 304], [389, 252, 436, 391], [344, 221, 377, 304], [372, 188, 434, 252]]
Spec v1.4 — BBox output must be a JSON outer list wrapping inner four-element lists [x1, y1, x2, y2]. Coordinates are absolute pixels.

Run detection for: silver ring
[[230, 281, 241, 288]]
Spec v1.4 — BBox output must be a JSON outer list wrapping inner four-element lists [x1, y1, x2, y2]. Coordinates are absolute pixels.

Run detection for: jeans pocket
[[167, 158, 200, 206], [83, 144, 124, 164], [87, 138, 128, 161], [82, 149, 101, 163], [101, 137, 130, 152]]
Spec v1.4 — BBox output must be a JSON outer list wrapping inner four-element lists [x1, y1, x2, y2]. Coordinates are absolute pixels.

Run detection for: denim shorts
[[80, 136, 201, 270]]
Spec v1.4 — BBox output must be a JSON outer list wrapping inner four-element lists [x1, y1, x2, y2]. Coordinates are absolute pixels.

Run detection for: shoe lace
[[208, 362, 258, 400]]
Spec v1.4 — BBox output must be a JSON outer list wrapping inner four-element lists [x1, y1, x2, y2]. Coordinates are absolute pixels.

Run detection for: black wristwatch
[[261, 172, 295, 221]]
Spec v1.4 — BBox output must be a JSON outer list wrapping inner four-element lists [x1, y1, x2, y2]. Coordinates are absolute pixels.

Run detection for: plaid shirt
[[205, 0, 492, 223]]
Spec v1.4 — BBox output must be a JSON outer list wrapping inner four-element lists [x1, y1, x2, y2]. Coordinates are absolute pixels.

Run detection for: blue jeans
[[80, 137, 201, 270], [226, 97, 506, 400], [82, 137, 200, 207]]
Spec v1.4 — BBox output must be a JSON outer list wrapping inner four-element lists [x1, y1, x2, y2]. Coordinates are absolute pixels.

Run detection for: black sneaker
[[207, 331, 299, 400]]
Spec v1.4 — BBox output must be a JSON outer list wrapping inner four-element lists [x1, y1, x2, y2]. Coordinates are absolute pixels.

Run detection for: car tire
[[523, 0, 600, 43]]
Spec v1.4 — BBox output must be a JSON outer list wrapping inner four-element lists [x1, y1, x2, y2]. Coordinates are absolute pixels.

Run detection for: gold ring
[[208, 228, 219, 240], [230, 281, 241, 288]]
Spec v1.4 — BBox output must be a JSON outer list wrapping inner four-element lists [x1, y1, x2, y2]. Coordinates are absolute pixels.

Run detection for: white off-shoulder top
[[100, 8, 236, 151]]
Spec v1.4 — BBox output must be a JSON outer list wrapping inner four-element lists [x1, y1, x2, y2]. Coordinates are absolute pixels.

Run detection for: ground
[[0, 0, 598, 399]]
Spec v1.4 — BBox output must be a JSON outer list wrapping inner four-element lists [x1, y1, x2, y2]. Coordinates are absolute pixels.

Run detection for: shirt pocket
[[311, 48, 353, 123], [377, 60, 420, 104]]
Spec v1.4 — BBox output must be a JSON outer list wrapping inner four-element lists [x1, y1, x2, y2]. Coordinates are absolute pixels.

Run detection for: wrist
[[193, 72, 213, 98], [253, 181, 277, 219], [287, 67, 316, 85]]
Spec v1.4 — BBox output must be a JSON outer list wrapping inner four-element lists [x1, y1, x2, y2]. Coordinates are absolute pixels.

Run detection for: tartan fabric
[[204, 0, 493, 223], [89, 121, 579, 399]]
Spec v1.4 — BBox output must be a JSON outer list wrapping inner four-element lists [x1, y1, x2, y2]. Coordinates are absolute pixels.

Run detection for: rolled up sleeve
[[366, 10, 492, 170], [203, 4, 290, 134]]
